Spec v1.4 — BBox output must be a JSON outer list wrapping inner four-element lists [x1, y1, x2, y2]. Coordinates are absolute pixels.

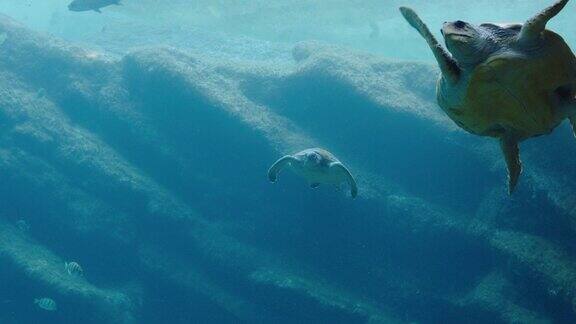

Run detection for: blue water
[[0, 0, 575, 323]]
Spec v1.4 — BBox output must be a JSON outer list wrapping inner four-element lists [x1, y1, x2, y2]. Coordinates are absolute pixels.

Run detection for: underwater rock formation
[[0, 12, 576, 324], [0, 219, 134, 323]]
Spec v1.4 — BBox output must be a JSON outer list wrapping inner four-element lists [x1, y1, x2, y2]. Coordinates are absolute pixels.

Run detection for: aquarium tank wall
[[0, 0, 575, 323]]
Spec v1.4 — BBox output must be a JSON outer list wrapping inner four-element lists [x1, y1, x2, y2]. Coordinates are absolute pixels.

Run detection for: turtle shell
[[439, 30, 576, 139]]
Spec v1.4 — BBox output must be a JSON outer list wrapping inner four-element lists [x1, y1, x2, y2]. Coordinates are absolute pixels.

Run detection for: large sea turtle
[[400, 0, 576, 193], [268, 148, 358, 198]]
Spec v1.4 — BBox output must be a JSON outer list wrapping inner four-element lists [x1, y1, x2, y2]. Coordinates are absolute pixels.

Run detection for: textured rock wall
[[0, 13, 576, 324]]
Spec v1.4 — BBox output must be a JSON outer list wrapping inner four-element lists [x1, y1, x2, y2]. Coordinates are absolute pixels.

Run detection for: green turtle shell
[[439, 30, 576, 139]]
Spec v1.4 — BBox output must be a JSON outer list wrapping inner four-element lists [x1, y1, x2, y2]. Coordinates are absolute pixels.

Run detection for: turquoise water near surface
[[0, 1, 575, 323]]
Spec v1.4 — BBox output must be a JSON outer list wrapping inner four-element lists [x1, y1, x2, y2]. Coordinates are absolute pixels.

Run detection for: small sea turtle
[[400, 0, 576, 193], [268, 148, 358, 198]]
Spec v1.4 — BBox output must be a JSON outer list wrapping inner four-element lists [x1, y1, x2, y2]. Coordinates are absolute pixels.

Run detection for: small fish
[[68, 0, 121, 13], [0, 33, 7, 47], [369, 21, 380, 39], [207, 6, 222, 19], [15, 219, 30, 232], [34, 298, 57, 311], [64, 261, 83, 276]]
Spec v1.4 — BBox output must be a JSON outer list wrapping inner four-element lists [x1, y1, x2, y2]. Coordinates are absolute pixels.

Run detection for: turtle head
[[304, 151, 322, 167], [442, 20, 497, 69]]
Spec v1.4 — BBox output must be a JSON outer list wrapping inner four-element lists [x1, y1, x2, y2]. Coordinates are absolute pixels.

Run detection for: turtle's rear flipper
[[558, 99, 576, 138], [569, 117, 576, 138], [500, 136, 522, 195]]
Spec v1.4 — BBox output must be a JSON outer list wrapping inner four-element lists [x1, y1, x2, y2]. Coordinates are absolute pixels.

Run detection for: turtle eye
[[454, 21, 466, 29]]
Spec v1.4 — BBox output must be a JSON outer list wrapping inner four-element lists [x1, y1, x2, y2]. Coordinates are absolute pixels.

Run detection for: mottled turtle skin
[[401, 0, 576, 193], [438, 24, 576, 138], [267, 148, 358, 198]]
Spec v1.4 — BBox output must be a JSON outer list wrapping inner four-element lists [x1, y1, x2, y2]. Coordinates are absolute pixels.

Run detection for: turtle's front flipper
[[399, 7, 460, 83], [500, 136, 522, 194], [330, 162, 358, 198], [268, 155, 297, 183], [519, 0, 569, 43]]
